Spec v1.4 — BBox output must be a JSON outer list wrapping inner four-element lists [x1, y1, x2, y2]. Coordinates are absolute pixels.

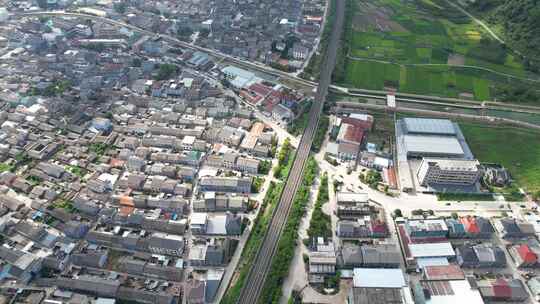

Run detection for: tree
[[532, 191, 540, 202], [177, 26, 194, 40], [393, 209, 403, 218], [113, 2, 127, 14], [132, 57, 142, 67], [37, 0, 47, 9], [200, 28, 210, 38], [155, 64, 178, 80], [258, 160, 272, 174]]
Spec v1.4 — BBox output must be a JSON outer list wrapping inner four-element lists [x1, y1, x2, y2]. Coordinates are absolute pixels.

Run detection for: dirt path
[[346, 55, 540, 83], [442, 0, 504, 44]]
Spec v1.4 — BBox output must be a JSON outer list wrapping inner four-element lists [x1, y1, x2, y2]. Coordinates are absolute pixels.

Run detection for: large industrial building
[[397, 118, 474, 160], [395, 117, 480, 193]]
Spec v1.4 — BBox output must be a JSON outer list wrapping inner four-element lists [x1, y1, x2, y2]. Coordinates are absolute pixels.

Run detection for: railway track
[[237, 0, 346, 302]]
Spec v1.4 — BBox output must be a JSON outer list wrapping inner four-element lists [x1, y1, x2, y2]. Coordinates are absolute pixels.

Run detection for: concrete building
[[417, 158, 481, 187], [348, 268, 412, 304]]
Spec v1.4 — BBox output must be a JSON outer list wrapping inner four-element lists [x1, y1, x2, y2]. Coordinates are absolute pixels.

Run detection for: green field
[[460, 123, 540, 192], [337, 0, 540, 100]]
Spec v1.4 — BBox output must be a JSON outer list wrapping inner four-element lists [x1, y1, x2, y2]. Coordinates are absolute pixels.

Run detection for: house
[[190, 213, 208, 235], [527, 277, 540, 301], [0, 246, 42, 284], [459, 216, 494, 239], [336, 192, 374, 218], [348, 268, 411, 304], [272, 103, 294, 123], [361, 244, 401, 268], [456, 243, 506, 268], [340, 243, 363, 269], [477, 278, 529, 302], [445, 218, 467, 238], [508, 239, 540, 268], [416, 265, 484, 304], [404, 219, 448, 242], [309, 252, 336, 275], [199, 176, 252, 193], [146, 233, 184, 257], [235, 157, 260, 174], [407, 242, 455, 269], [494, 218, 536, 239], [185, 279, 205, 304], [337, 217, 388, 238]]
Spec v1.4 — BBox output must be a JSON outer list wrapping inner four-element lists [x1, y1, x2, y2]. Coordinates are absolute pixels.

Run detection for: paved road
[[11, 10, 540, 117], [9, 10, 318, 89], [237, 0, 346, 302], [335, 102, 540, 131]]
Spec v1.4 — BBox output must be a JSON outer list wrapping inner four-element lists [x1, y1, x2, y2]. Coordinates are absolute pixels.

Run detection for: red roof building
[[492, 278, 512, 299], [461, 216, 480, 234], [248, 83, 272, 97], [337, 117, 374, 147], [423, 264, 465, 281], [517, 244, 537, 265]]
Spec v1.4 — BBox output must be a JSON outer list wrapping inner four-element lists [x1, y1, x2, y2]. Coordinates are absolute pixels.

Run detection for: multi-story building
[[417, 158, 481, 187]]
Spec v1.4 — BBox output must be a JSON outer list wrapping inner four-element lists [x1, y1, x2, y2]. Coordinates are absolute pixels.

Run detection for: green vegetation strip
[[0, 163, 14, 173], [311, 115, 330, 153], [259, 157, 319, 303], [307, 172, 332, 239], [437, 192, 494, 201], [274, 138, 295, 179], [222, 140, 295, 303], [221, 181, 284, 304], [288, 104, 311, 136]]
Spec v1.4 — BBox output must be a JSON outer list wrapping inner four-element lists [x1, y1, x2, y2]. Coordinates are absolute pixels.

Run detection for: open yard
[[338, 0, 540, 100], [460, 123, 540, 192]]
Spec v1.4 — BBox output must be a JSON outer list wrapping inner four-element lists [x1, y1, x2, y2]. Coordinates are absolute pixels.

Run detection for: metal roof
[[403, 118, 457, 135], [353, 268, 406, 288], [409, 242, 455, 258], [404, 135, 464, 156]]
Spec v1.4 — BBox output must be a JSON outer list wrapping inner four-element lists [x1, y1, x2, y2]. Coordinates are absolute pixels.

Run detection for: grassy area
[[251, 177, 265, 193], [460, 122, 540, 192], [366, 111, 395, 153], [221, 181, 284, 304], [312, 115, 329, 152], [49, 199, 76, 213], [307, 173, 332, 240], [26, 175, 42, 186], [89, 143, 109, 156], [274, 138, 295, 179], [66, 165, 86, 178], [0, 163, 14, 173], [258, 160, 272, 175], [337, 0, 540, 100], [260, 157, 319, 303], [288, 108, 310, 136], [437, 192, 494, 201]]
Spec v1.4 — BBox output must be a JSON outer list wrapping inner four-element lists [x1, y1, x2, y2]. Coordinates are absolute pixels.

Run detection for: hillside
[[470, 0, 540, 71]]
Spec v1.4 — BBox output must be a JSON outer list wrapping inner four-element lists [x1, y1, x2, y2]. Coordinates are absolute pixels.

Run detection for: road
[[10, 10, 540, 121], [335, 101, 540, 131], [441, 0, 504, 44], [237, 0, 346, 302], [8, 10, 317, 89]]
